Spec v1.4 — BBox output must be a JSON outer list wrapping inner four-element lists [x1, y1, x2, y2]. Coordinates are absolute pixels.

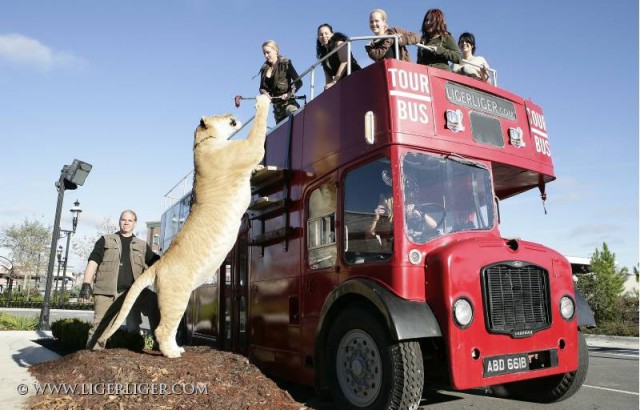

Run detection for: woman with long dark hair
[[316, 23, 361, 90], [416, 8, 460, 70]]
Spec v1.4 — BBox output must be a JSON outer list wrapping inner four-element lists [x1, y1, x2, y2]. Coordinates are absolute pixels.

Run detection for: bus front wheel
[[326, 306, 424, 410]]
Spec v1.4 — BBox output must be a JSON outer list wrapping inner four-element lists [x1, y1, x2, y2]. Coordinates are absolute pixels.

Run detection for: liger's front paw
[[255, 94, 271, 111], [159, 341, 183, 358]]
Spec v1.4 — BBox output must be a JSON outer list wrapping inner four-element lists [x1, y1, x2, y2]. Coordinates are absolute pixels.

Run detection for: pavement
[[0, 330, 60, 409], [0, 331, 636, 410]]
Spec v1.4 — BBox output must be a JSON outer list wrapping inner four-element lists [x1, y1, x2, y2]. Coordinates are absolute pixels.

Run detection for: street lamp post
[[59, 200, 82, 306], [54, 246, 63, 300], [38, 160, 91, 331]]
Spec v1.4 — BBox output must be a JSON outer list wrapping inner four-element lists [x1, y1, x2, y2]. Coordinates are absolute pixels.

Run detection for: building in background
[[146, 221, 161, 253]]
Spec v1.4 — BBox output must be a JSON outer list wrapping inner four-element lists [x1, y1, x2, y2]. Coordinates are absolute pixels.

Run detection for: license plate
[[483, 353, 529, 377]]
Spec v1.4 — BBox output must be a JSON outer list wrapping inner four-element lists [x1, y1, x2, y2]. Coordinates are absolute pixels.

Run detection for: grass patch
[[0, 312, 39, 330]]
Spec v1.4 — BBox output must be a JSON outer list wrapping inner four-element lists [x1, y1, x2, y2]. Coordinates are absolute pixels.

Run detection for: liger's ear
[[200, 117, 207, 129]]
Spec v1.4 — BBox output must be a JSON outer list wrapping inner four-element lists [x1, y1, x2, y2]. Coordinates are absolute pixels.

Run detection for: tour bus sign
[[445, 82, 516, 121]]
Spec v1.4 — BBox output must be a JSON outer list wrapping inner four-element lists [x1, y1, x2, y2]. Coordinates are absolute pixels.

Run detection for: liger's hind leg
[[155, 291, 191, 358]]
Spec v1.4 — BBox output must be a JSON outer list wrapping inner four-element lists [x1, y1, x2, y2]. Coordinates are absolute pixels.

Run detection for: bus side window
[[343, 158, 394, 264], [307, 182, 337, 269]]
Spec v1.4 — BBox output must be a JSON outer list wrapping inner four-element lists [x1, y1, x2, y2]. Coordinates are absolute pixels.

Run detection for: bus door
[[221, 220, 250, 354], [303, 179, 339, 325]]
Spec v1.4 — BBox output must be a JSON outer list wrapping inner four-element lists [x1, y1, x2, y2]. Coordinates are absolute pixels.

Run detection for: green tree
[[0, 218, 51, 299], [576, 242, 626, 323]]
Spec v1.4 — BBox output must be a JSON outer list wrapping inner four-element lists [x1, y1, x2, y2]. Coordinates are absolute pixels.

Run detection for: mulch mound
[[28, 346, 308, 410]]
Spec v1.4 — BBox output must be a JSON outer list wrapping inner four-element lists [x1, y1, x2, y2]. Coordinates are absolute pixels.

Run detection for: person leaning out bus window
[[452, 32, 491, 83], [259, 40, 303, 124], [416, 8, 461, 71], [316, 23, 361, 90], [365, 8, 420, 62]]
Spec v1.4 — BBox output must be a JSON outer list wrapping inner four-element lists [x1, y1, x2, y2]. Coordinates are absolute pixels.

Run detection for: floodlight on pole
[[63, 159, 93, 190], [39, 160, 92, 330]]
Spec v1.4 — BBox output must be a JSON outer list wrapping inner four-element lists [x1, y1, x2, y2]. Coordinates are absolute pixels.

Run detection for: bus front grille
[[482, 262, 551, 337]]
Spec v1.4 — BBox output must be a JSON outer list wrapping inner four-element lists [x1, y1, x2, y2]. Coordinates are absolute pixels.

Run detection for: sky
[[0, 0, 637, 273]]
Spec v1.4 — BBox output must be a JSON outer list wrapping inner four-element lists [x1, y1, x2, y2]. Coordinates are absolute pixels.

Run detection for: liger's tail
[[93, 265, 158, 346]]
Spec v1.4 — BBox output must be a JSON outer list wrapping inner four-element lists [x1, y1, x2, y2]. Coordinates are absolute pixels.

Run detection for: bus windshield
[[402, 152, 495, 244]]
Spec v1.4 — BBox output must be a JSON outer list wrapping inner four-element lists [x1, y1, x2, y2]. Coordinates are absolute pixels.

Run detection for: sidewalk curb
[[584, 334, 639, 350]]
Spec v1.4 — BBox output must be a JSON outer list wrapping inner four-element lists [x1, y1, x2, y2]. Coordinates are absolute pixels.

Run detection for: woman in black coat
[[316, 24, 361, 90], [259, 40, 303, 123]]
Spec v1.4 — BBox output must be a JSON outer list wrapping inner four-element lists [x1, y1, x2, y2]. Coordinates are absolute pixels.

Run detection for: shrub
[[582, 320, 639, 337], [50, 318, 146, 351], [51, 318, 91, 349], [106, 329, 146, 352], [0, 300, 94, 310], [67, 285, 81, 298], [0, 312, 39, 330]]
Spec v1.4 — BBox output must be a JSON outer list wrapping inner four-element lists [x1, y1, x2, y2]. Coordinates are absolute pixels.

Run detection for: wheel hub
[[336, 329, 382, 407]]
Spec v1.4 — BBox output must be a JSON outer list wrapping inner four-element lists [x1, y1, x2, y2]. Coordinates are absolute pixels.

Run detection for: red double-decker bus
[[160, 50, 591, 409]]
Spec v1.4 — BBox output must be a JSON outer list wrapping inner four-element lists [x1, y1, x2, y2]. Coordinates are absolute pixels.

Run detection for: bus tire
[[326, 306, 424, 410], [492, 331, 589, 403]]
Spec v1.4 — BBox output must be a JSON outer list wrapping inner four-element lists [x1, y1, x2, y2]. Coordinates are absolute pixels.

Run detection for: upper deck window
[[469, 112, 504, 147], [444, 81, 514, 148]]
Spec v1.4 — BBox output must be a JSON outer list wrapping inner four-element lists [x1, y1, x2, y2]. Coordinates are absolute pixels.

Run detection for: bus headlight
[[560, 296, 575, 320], [453, 298, 473, 328]]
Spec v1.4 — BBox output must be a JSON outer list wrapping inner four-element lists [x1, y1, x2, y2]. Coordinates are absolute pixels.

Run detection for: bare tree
[[71, 217, 118, 265], [0, 218, 51, 299]]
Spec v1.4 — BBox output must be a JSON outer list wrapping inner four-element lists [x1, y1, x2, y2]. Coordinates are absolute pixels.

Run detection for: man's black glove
[[80, 283, 92, 299]]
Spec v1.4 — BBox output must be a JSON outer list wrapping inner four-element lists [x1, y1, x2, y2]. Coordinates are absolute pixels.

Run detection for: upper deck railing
[[164, 35, 500, 209]]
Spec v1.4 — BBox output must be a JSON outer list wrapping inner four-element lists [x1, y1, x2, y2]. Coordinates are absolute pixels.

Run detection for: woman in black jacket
[[259, 40, 303, 124], [316, 23, 361, 90]]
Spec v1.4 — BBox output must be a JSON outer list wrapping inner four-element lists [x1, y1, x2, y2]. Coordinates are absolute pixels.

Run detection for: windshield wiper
[[445, 153, 487, 170]]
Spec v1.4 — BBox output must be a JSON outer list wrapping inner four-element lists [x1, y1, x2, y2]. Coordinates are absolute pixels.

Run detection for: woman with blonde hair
[[258, 40, 303, 123], [365, 8, 419, 62]]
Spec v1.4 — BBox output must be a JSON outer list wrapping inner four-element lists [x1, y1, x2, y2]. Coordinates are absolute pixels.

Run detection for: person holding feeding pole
[[258, 40, 303, 124]]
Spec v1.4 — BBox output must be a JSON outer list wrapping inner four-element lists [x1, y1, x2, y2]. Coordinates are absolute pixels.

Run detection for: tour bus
[[159, 41, 592, 409]]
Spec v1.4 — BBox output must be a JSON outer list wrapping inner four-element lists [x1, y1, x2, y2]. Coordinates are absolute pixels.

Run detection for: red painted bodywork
[[174, 59, 578, 391]]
